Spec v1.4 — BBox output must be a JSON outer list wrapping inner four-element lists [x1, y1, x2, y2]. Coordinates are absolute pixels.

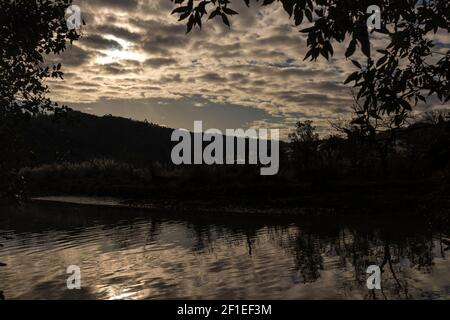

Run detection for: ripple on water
[[0, 203, 449, 300]]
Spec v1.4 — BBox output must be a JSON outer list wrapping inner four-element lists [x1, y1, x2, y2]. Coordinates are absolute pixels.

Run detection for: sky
[[46, 0, 450, 138]]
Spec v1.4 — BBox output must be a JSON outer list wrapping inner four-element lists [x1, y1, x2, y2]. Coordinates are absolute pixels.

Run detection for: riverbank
[[28, 178, 450, 221], [30, 195, 338, 216]]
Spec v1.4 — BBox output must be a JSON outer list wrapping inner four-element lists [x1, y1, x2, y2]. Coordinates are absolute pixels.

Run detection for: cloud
[[48, 0, 449, 137], [49, 45, 94, 67], [86, 0, 140, 10], [95, 25, 142, 42], [82, 34, 123, 50], [198, 72, 227, 83], [144, 57, 177, 68]]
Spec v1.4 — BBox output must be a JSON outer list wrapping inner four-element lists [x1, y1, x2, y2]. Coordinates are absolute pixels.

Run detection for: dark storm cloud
[[98, 62, 143, 75], [96, 25, 142, 42], [228, 73, 248, 82], [125, 18, 190, 54], [140, 34, 189, 55], [49, 46, 94, 67], [87, 0, 139, 10], [193, 41, 241, 56], [274, 91, 351, 107], [198, 72, 227, 83], [303, 81, 348, 93], [255, 34, 303, 47], [158, 73, 183, 84], [144, 58, 177, 68], [252, 79, 268, 86], [82, 35, 123, 50], [73, 81, 101, 88], [249, 49, 288, 59]]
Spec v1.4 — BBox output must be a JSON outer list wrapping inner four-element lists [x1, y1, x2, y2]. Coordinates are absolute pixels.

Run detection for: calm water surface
[[0, 202, 449, 300]]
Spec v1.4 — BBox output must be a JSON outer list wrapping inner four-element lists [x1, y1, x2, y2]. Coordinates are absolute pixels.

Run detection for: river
[[0, 201, 448, 300]]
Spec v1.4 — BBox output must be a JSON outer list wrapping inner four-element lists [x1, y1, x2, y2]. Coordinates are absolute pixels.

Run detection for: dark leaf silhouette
[[170, 0, 450, 130], [1, 0, 81, 200]]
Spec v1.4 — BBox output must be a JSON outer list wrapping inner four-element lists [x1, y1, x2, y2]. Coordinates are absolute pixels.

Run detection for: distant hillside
[[20, 110, 285, 169], [20, 111, 175, 167], [15, 111, 450, 209], [17, 110, 450, 176]]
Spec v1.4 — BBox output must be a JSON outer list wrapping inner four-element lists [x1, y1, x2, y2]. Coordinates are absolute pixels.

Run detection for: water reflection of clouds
[[0, 204, 448, 300]]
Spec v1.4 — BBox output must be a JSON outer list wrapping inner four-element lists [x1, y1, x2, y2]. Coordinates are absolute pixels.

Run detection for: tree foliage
[[171, 0, 450, 127], [289, 120, 320, 171], [0, 0, 81, 200], [0, 0, 80, 118]]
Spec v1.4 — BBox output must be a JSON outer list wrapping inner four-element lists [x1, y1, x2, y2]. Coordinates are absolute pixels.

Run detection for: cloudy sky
[[47, 0, 449, 137]]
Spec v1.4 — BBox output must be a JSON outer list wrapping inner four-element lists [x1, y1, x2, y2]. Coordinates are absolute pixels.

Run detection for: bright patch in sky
[[95, 35, 145, 65]]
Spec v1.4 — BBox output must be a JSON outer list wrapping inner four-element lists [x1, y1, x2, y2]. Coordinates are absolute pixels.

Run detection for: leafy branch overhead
[[171, 0, 450, 128], [171, 0, 238, 32], [1, 0, 83, 201], [0, 0, 81, 117]]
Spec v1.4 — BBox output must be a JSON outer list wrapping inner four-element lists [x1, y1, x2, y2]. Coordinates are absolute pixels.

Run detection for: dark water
[[0, 201, 449, 300]]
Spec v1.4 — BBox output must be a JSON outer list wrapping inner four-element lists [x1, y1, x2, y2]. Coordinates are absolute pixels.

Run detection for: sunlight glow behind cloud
[[47, 0, 450, 136], [95, 35, 146, 64]]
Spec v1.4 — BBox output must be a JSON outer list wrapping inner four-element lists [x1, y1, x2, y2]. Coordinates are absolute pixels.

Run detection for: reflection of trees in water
[[189, 223, 214, 252], [284, 225, 446, 299], [185, 220, 262, 255], [291, 233, 324, 283], [3, 203, 449, 299], [266, 226, 324, 284], [5, 203, 447, 299], [188, 220, 447, 299], [1, 237, 6, 300], [147, 217, 162, 243], [102, 217, 166, 250], [100, 215, 448, 299]]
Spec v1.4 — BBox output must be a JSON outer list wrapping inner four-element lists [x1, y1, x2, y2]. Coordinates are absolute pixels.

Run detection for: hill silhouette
[[13, 110, 450, 212], [21, 111, 174, 167]]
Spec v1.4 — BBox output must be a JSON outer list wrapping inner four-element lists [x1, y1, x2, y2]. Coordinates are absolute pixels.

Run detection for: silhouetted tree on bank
[[0, 0, 81, 200], [332, 94, 408, 176], [288, 121, 319, 173]]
